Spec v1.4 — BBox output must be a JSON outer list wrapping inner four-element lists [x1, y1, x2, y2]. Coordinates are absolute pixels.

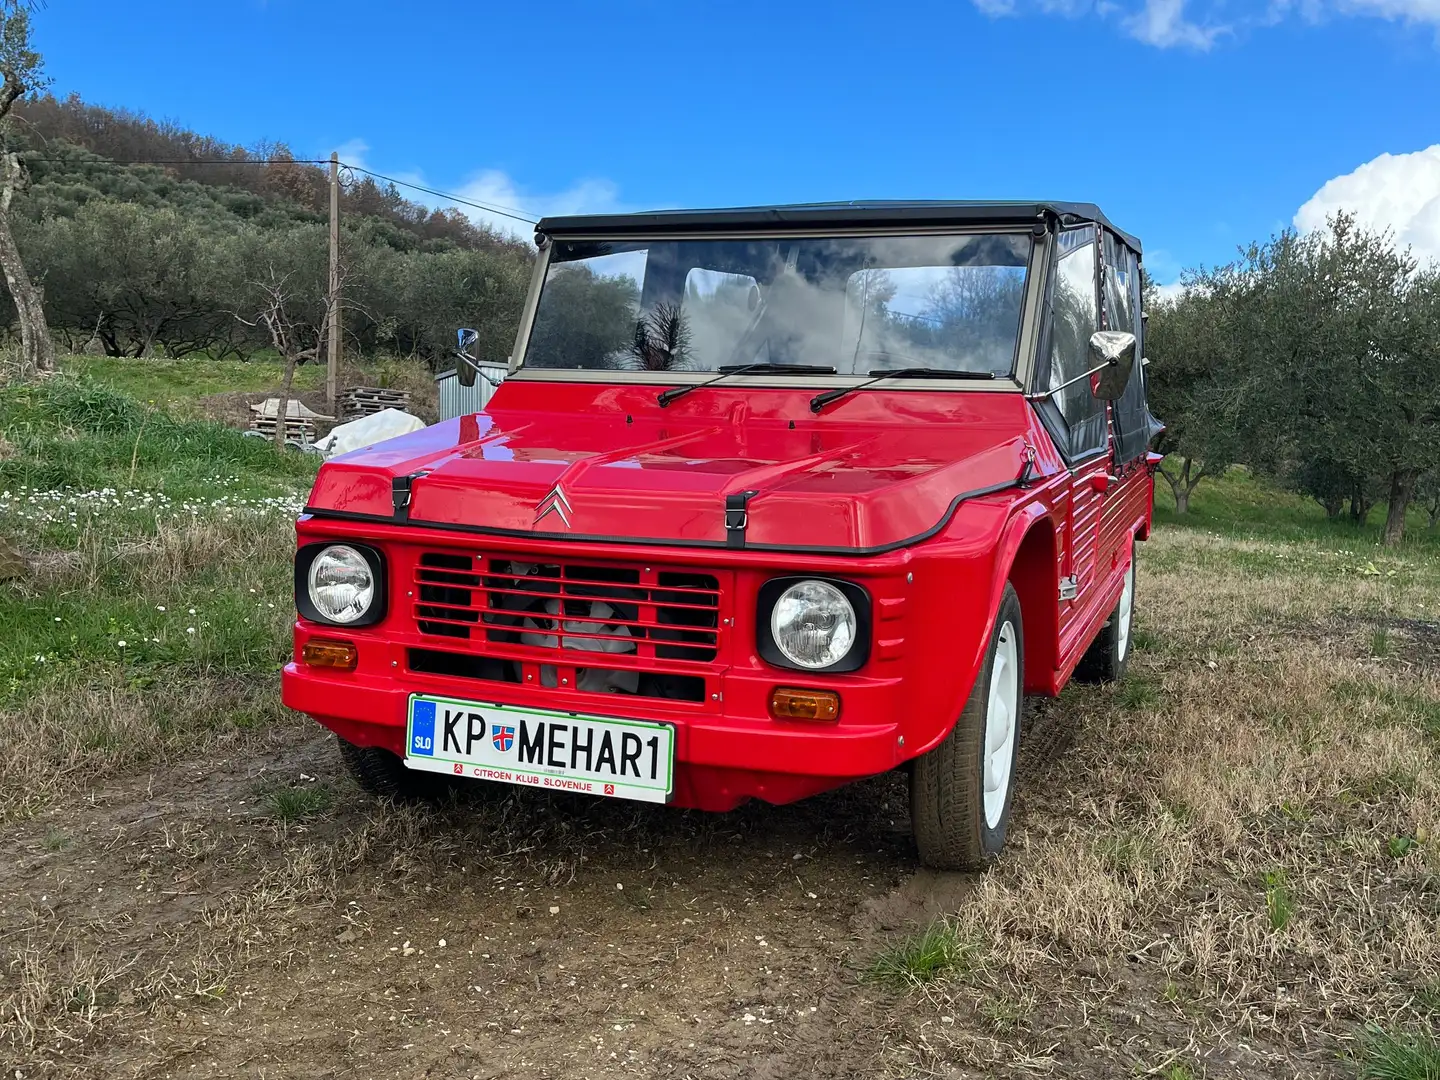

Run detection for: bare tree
[[0, 1, 52, 373], [235, 267, 334, 449]]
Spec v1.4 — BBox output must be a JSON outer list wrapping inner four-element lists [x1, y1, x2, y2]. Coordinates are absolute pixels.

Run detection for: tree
[[1140, 283, 1240, 514], [1213, 215, 1430, 545], [30, 202, 236, 357], [230, 226, 338, 448], [1418, 470, 1440, 532], [0, 1, 52, 373], [624, 302, 691, 371], [1377, 265, 1440, 544]]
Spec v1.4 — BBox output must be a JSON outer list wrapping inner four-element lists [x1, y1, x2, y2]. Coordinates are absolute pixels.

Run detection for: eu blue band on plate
[[411, 699, 436, 756]]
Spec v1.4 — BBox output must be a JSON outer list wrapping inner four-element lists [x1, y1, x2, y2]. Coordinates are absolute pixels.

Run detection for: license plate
[[403, 693, 674, 804]]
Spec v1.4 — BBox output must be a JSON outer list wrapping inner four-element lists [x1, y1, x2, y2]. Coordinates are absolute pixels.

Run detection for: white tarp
[[313, 408, 427, 457]]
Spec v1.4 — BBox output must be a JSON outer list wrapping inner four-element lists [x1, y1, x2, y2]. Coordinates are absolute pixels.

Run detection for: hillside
[[1, 94, 534, 365]]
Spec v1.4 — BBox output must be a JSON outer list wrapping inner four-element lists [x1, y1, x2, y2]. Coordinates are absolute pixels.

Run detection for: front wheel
[[910, 583, 1024, 870], [337, 736, 460, 802]]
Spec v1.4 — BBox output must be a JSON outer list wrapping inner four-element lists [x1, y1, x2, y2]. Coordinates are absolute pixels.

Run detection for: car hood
[[305, 381, 1033, 551]]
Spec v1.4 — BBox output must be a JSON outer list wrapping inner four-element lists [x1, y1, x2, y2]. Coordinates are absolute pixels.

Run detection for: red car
[[284, 201, 1161, 869]]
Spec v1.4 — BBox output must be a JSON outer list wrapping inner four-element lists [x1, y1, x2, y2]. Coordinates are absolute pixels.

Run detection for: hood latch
[[724, 490, 759, 549], [392, 471, 429, 522]]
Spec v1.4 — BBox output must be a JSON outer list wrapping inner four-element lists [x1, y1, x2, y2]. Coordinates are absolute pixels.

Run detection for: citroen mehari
[[283, 201, 1162, 869]]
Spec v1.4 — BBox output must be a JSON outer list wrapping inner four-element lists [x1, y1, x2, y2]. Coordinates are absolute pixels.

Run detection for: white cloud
[[1294, 145, 1440, 266], [1151, 280, 1191, 303], [1122, 0, 1224, 48], [329, 140, 631, 242], [453, 171, 628, 241], [971, 0, 1440, 46], [1331, 0, 1440, 25], [333, 138, 372, 174]]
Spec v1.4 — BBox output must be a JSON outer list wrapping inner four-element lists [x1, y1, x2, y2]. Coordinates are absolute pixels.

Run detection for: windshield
[[522, 233, 1031, 377]]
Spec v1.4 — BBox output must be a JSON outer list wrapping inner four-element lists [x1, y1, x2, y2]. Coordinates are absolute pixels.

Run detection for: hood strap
[[724, 490, 759, 549], [392, 471, 428, 522]]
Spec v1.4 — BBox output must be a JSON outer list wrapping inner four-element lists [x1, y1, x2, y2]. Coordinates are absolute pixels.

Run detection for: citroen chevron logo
[[534, 484, 573, 529]]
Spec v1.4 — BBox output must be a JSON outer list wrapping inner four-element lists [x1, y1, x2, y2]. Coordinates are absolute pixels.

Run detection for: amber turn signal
[[769, 687, 840, 722], [301, 638, 358, 671]]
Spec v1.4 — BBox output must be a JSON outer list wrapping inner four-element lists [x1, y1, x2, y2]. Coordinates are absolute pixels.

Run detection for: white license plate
[[403, 694, 674, 804]]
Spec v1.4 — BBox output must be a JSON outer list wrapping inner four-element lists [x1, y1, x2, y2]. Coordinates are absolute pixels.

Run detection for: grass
[[61, 353, 440, 423], [1360, 1028, 1440, 1080], [264, 784, 334, 822], [1262, 869, 1294, 930], [0, 370, 310, 817], [899, 490, 1440, 1072], [4, 361, 1440, 1076], [60, 354, 327, 412], [866, 919, 978, 987], [1152, 462, 1440, 550]]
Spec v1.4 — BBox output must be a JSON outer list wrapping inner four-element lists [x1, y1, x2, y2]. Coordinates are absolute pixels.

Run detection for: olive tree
[[0, 1, 52, 373], [1141, 283, 1239, 514], [1188, 215, 1432, 544]]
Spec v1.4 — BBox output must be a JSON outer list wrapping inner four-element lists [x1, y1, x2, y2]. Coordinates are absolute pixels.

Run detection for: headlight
[[770, 580, 858, 670], [306, 545, 375, 624]]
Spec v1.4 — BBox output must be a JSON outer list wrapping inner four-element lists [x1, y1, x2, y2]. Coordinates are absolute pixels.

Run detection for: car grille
[[411, 552, 723, 667]]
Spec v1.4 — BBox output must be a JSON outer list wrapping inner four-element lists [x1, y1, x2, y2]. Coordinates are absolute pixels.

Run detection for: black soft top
[[536, 200, 1141, 256]]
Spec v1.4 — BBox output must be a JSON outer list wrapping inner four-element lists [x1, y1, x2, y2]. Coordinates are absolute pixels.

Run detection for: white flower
[[156, 605, 166, 612], [117, 640, 127, 648], [188, 608, 196, 615], [186, 627, 195, 634]]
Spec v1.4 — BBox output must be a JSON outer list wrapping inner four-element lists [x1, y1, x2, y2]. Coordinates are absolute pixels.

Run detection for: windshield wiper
[[810, 368, 996, 413], [657, 362, 838, 407]]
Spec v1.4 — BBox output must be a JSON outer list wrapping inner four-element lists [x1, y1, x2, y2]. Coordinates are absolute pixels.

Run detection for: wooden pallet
[[247, 416, 318, 442], [339, 386, 411, 421]]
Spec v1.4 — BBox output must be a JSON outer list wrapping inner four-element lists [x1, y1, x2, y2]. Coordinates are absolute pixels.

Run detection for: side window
[[1103, 231, 1135, 334], [1049, 228, 1107, 458]]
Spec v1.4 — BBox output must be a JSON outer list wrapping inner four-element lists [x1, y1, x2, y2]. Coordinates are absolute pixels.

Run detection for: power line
[[341, 165, 537, 225], [15, 151, 541, 225]]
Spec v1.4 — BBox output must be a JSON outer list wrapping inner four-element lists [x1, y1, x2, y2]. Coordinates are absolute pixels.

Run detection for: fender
[[905, 496, 1057, 761]]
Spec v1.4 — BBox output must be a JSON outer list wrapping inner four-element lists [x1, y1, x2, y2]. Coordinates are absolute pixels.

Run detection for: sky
[[30, 0, 1440, 286]]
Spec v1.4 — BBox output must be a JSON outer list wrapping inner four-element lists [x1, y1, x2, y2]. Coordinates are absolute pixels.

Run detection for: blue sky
[[31, 0, 1440, 284]]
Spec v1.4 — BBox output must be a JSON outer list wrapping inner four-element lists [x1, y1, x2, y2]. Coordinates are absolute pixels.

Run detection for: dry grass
[[894, 527, 1440, 1075], [0, 673, 291, 821], [3, 513, 1438, 1077]]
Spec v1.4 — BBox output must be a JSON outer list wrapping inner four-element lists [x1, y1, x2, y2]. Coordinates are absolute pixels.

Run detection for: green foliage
[[0, 95, 535, 368], [265, 784, 333, 822], [1262, 869, 1294, 930], [0, 377, 315, 494], [1153, 214, 1440, 543], [1359, 1027, 1440, 1080], [865, 920, 978, 987], [1387, 836, 1417, 860], [61, 355, 326, 409]]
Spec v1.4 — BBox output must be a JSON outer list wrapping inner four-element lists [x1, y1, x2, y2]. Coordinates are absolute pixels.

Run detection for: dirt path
[[2, 722, 960, 1080]]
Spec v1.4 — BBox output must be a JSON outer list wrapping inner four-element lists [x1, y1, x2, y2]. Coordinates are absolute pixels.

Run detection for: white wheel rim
[[983, 620, 1019, 830], [1117, 555, 1135, 663]]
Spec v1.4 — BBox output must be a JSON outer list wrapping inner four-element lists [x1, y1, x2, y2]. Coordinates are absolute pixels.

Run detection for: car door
[[1038, 227, 1113, 662]]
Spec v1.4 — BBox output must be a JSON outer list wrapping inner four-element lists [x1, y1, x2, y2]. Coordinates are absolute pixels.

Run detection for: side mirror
[[1088, 330, 1136, 400], [455, 328, 480, 388]]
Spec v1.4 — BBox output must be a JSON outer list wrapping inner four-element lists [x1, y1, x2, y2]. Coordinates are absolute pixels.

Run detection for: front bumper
[[284, 634, 905, 811]]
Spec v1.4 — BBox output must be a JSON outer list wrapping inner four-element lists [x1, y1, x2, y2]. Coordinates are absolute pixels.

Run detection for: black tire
[[336, 736, 460, 802], [911, 583, 1025, 871], [1074, 543, 1137, 684]]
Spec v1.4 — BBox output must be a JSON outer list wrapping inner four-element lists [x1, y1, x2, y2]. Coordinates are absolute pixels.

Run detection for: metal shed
[[435, 362, 508, 421]]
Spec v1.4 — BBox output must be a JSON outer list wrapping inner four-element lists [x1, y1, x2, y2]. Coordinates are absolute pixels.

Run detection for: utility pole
[[327, 151, 341, 415]]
